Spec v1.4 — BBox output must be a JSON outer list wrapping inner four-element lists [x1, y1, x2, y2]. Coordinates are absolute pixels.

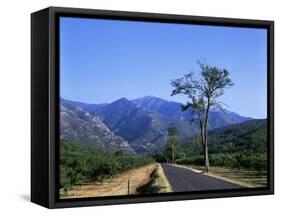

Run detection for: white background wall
[[0, 0, 279, 214]]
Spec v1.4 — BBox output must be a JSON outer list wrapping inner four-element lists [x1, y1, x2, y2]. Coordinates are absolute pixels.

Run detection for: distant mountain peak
[[133, 95, 167, 102], [139, 95, 163, 100], [112, 97, 130, 103], [131, 95, 250, 127]]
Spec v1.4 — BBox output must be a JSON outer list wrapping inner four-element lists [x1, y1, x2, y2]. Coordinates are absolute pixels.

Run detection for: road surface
[[161, 163, 242, 192]]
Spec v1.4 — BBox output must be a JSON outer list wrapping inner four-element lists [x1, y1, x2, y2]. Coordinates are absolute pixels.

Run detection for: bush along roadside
[[175, 152, 267, 174], [60, 139, 154, 191]]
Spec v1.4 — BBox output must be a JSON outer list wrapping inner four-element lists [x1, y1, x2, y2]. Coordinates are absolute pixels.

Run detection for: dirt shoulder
[[154, 164, 173, 193], [135, 163, 173, 194], [60, 163, 157, 199]]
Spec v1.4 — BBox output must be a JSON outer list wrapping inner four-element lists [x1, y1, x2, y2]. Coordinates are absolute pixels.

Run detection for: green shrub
[[176, 152, 267, 172], [60, 140, 154, 190]]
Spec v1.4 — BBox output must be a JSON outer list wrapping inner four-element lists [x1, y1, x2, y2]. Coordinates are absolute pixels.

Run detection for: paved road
[[161, 164, 242, 192]]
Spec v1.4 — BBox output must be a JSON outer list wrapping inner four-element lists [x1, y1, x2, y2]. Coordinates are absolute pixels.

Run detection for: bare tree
[[171, 61, 234, 172]]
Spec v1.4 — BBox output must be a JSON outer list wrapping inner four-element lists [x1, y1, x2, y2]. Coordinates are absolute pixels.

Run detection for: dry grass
[[154, 164, 173, 193], [136, 163, 172, 194], [60, 163, 157, 199]]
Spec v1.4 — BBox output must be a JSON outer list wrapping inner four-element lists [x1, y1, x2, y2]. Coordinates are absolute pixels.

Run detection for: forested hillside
[[184, 119, 267, 155], [176, 119, 267, 173]]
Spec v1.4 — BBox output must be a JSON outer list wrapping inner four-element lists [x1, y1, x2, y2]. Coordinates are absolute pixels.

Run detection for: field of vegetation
[[175, 152, 267, 174], [60, 139, 154, 191]]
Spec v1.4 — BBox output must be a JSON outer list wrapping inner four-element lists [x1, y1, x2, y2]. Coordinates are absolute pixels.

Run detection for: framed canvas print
[[31, 6, 274, 208]]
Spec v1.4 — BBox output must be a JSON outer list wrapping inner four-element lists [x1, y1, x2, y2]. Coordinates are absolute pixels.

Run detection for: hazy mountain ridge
[[60, 96, 252, 154], [61, 98, 107, 114], [89, 97, 196, 153], [132, 96, 251, 129]]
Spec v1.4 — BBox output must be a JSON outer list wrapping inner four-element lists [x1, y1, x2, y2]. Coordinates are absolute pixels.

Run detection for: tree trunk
[[204, 122, 209, 172], [200, 124, 205, 155], [204, 143, 209, 172], [172, 140, 174, 164], [203, 98, 211, 172]]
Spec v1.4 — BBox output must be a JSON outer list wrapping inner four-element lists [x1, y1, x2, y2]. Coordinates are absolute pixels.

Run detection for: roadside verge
[[154, 163, 173, 193]]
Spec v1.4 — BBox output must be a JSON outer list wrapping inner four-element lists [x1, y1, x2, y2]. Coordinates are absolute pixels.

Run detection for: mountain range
[[60, 102, 135, 154], [60, 96, 252, 154]]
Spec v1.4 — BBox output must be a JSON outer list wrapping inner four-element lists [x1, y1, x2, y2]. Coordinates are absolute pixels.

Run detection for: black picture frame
[[31, 6, 274, 209]]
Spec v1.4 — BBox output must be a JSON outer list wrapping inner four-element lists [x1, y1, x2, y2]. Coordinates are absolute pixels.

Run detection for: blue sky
[[60, 17, 267, 119]]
